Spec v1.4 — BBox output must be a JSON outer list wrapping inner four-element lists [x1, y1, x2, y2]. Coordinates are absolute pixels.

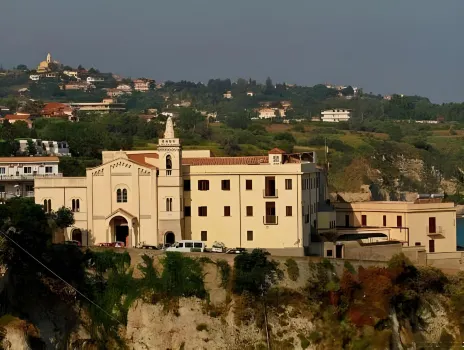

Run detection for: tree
[[233, 249, 283, 296], [225, 113, 251, 129], [27, 139, 37, 155], [16, 64, 28, 71], [22, 100, 44, 116], [53, 206, 75, 230], [264, 77, 274, 95]]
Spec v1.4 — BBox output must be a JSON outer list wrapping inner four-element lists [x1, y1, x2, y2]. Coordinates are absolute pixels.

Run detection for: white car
[[211, 241, 225, 253]]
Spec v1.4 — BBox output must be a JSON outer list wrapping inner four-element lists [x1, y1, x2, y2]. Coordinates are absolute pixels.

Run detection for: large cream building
[[34, 118, 328, 255], [334, 201, 457, 253]]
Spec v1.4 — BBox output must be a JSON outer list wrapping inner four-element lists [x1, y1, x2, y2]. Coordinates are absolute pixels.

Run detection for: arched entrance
[[165, 231, 175, 245], [72, 229, 82, 245], [110, 216, 129, 246]]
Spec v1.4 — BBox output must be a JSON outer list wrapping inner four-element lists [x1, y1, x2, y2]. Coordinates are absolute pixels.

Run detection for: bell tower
[[157, 117, 184, 245]]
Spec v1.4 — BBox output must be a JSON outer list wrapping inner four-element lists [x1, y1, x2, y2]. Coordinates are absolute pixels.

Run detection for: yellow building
[[334, 201, 457, 253], [37, 53, 60, 73], [34, 118, 329, 255]]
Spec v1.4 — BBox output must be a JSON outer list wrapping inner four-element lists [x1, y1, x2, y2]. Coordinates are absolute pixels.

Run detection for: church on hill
[[34, 117, 330, 255]]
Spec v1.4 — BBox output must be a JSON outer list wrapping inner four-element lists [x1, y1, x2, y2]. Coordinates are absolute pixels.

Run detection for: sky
[[1, 0, 463, 103]]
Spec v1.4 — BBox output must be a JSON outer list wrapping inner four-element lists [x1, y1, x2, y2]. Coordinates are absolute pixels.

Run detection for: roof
[[0, 156, 59, 163], [4, 114, 31, 120], [268, 148, 286, 154], [182, 156, 268, 166], [43, 102, 71, 110], [127, 153, 158, 168]]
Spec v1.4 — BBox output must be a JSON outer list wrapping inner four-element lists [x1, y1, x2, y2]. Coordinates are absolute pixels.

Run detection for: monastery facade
[[34, 118, 329, 255]]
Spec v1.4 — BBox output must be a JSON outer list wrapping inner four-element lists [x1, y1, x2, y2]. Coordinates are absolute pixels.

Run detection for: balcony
[[0, 191, 34, 200], [0, 173, 62, 181], [263, 215, 278, 225], [427, 226, 445, 237], [263, 189, 278, 198]]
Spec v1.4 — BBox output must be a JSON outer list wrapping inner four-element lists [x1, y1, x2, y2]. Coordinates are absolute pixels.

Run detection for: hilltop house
[[321, 109, 352, 122]]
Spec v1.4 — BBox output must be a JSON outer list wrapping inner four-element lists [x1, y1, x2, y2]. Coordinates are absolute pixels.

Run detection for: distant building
[[116, 84, 132, 92], [416, 120, 439, 124], [106, 89, 126, 98], [63, 70, 79, 79], [0, 156, 61, 201], [44, 72, 58, 79], [246, 91, 254, 97], [41, 102, 76, 121], [37, 53, 60, 73], [321, 109, 352, 123], [87, 76, 105, 83], [383, 95, 392, 101], [29, 75, 40, 81], [1, 114, 32, 128], [133, 79, 152, 92], [311, 116, 322, 122], [0, 106, 10, 116], [70, 100, 125, 113], [223, 91, 233, 99], [18, 139, 70, 157], [63, 82, 93, 91], [258, 108, 276, 119]]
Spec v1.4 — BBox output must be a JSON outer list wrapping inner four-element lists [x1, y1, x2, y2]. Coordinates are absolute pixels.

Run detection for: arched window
[[122, 189, 127, 203], [166, 198, 172, 212], [72, 199, 80, 212], [117, 189, 122, 203], [44, 199, 52, 213], [166, 155, 172, 170], [43, 199, 48, 213]]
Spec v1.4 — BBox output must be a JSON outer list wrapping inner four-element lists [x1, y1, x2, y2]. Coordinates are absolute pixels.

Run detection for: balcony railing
[[0, 192, 34, 199], [0, 173, 62, 181], [263, 189, 278, 198], [263, 215, 278, 225], [427, 226, 444, 236]]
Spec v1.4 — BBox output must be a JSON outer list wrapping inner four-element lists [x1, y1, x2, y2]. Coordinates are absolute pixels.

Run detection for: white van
[[165, 240, 206, 253]]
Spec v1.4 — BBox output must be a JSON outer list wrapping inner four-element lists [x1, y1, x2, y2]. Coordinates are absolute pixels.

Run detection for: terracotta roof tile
[[127, 153, 158, 168], [182, 156, 268, 166], [4, 114, 31, 120], [0, 156, 59, 163], [268, 148, 286, 154]]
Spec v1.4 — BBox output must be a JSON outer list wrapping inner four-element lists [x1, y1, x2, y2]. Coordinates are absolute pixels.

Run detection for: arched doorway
[[110, 216, 129, 246], [72, 229, 82, 245], [165, 231, 175, 245]]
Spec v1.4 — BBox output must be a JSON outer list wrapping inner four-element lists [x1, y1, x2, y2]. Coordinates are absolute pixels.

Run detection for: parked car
[[64, 240, 81, 246], [225, 248, 246, 254], [97, 242, 125, 248], [211, 241, 226, 253], [166, 240, 206, 253]]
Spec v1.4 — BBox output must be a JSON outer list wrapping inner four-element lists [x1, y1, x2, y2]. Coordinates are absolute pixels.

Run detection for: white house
[[87, 76, 105, 83], [18, 139, 71, 157], [29, 75, 40, 81], [63, 70, 79, 78], [321, 109, 352, 123]]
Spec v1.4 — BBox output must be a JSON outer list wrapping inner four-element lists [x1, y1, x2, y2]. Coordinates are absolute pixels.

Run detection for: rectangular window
[[224, 206, 231, 216], [429, 239, 435, 253], [26, 184, 33, 192], [361, 215, 367, 226], [0, 185, 5, 193], [184, 206, 191, 217], [247, 230, 253, 241], [198, 180, 209, 191], [397, 216, 402, 228], [429, 217, 436, 233], [0, 167, 5, 174], [246, 206, 253, 216], [184, 180, 191, 191], [285, 179, 292, 190], [246, 179, 252, 190], [201, 231, 207, 241], [24, 167, 32, 174], [45, 166, 53, 173], [286, 206, 293, 216], [415, 242, 421, 246], [326, 250, 333, 257], [221, 179, 230, 191], [383, 215, 387, 227], [198, 206, 208, 216]]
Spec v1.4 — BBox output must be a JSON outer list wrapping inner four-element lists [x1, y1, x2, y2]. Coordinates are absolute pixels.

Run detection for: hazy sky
[[1, 0, 463, 103]]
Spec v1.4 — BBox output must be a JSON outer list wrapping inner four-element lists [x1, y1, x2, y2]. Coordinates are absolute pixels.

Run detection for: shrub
[[196, 323, 208, 332], [161, 252, 207, 299], [233, 249, 283, 295], [285, 258, 299, 281], [297, 334, 310, 349], [308, 331, 322, 344], [343, 261, 356, 274], [216, 259, 231, 288]]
